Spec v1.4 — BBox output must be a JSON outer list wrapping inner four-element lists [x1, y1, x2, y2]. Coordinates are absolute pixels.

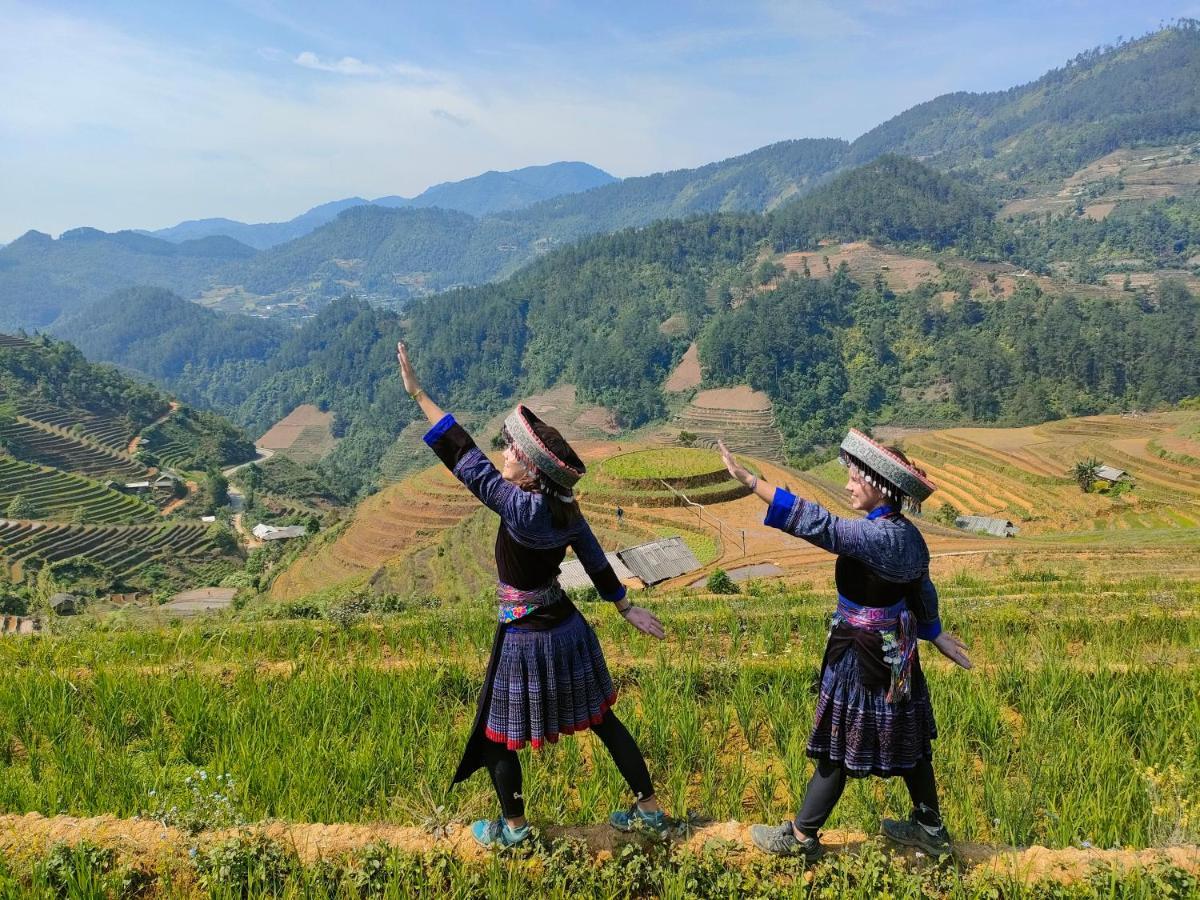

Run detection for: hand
[[717, 439, 752, 486], [932, 631, 972, 670], [621, 605, 665, 640], [396, 342, 421, 397]]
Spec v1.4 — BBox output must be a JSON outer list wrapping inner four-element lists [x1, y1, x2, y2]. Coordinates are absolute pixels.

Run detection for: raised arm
[[400, 342, 525, 519]]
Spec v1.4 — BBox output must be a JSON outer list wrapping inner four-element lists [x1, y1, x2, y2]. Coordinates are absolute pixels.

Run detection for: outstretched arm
[[718, 440, 774, 503]]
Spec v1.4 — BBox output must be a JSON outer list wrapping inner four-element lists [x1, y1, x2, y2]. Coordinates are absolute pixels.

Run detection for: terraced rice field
[[269, 462, 481, 600], [0, 456, 157, 525], [0, 417, 144, 479], [12, 399, 135, 452], [1, 548, 1199, 896], [578, 447, 750, 509], [672, 386, 785, 461], [0, 519, 217, 577], [901, 412, 1200, 535]]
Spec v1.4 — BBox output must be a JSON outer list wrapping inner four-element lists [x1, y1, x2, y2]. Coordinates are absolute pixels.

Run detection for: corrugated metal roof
[[955, 515, 1019, 537], [558, 553, 638, 591], [1094, 465, 1127, 481], [617, 537, 702, 584]]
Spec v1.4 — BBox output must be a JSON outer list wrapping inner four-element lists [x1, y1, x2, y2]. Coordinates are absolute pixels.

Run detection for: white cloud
[[293, 51, 380, 76]]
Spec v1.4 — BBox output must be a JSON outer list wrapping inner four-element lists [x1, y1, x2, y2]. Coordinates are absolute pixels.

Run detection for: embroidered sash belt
[[497, 580, 565, 624], [833, 594, 916, 703]]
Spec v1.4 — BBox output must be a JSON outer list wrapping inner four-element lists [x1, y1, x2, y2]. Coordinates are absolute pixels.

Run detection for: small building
[[251, 523, 307, 541], [122, 480, 152, 492], [48, 592, 80, 615], [955, 515, 1019, 538], [558, 553, 642, 592], [152, 472, 180, 490], [201, 515, 217, 523], [616, 537, 703, 585], [1094, 465, 1129, 484]]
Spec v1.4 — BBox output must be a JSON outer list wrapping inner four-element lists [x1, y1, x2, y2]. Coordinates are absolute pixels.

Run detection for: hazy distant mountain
[[149, 198, 370, 250], [374, 161, 616, 216], [0, 228, 255, 330], [146, 162, 615, 250]]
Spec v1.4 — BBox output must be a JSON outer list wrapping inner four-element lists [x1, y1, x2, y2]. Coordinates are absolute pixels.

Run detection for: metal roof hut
[[955, 515, 1019, 538], [616, 536, 702, 585], [1094, 465, 1128, 483], [558, 552, 642, 591]]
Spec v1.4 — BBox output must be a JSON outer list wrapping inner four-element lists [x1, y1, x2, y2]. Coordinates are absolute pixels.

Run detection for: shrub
[[935, 502, 961, 527], [706, 569, 740, 594]]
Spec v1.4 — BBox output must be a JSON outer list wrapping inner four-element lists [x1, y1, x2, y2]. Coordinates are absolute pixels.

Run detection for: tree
[[6, 495, 35, 519], [1071, 457, 1100, 493], [205, 468, 229, 511], [935, 503, 961, 528]]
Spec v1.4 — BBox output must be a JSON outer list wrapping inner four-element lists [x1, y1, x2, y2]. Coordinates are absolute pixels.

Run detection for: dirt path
[[128, 401, 180, 456], [1, 812, 1195, 887]]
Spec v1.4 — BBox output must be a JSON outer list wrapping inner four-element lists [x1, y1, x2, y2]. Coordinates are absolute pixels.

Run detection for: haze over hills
[[146, 162, 616, 249]]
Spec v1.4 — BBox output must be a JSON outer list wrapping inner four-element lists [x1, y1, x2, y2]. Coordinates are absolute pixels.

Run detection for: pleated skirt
[[484, 610, 617, 750], [806, 646, 937, 777]]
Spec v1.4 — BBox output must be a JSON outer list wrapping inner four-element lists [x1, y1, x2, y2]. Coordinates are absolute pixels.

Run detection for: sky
[[2, 0, 1198, 243]]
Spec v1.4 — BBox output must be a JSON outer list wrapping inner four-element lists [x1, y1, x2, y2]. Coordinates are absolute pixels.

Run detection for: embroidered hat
[[839, 428, 937, 504], [503, 404, 585, 491]]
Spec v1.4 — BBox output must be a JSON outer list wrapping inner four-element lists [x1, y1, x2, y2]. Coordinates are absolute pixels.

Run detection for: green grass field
[[1, 558, 1198, 896]]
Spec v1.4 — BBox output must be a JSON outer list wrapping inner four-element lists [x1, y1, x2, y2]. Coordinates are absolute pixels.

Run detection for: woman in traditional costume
[[717, 431, 971, 860], [397, 343, 669, 848]]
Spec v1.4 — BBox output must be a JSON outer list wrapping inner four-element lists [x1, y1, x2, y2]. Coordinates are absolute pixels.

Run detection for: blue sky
[[2, 0, 1197, 242]]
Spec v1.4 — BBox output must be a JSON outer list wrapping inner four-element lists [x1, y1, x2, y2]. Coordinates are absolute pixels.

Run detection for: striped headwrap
[[503, 404, 585, 502], [838, 428, 937, 514]]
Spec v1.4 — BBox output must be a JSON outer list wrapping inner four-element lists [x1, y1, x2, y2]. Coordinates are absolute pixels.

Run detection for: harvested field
[[257, 404, 337, 464], [663, 341, 701, 392], [671, 385, 784, 461]]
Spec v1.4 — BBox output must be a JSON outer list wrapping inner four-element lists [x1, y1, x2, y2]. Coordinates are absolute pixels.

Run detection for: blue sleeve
[[422, 414, 457, 447], [913, 575, 942, 640], [571, 520, 627, 602], [450, 447, 526, 521], [764, 488, 798, 529]]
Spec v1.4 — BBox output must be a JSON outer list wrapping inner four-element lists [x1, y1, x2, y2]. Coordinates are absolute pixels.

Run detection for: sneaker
[[609, 803, 669, 835], [881, 809, 952, 857], [470, 817, 531, 848], [749, 821, 823, 861]]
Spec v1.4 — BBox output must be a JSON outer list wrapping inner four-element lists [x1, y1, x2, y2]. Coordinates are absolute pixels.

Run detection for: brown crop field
[[257, 404, 338, 464]]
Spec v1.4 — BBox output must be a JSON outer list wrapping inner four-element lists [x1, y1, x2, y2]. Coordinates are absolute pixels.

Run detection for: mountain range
[[2, 23, 1199, 338], [145, 161, 617, 249]]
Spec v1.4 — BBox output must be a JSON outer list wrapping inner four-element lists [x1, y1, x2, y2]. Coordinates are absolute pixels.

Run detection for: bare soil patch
[[691, 386, 771, 412], [663, 343, 701, 392]]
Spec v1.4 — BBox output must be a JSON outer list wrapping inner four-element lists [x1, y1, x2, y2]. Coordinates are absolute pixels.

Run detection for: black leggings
[[479, 710, 654, 819], [793, 758, 940, 835]]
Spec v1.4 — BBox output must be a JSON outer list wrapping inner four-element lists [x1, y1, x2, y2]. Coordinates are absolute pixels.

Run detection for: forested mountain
[[57, 154, 1200, 497], [5, 23, 1199, 331], [845, 21, 1200, 186]]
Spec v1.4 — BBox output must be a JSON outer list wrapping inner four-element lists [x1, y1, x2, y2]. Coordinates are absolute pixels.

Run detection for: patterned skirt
[[484, 610, 617, 750], [806, 646, 937, 777]]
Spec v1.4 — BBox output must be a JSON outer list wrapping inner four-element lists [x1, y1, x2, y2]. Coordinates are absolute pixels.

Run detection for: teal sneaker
[[609, 803, 669, 835], [471, 818, 531, 848]]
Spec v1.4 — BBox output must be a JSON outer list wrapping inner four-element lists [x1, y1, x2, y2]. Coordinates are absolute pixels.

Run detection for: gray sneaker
[[749, 821, 823, 861], [881, 810, 952, 857]]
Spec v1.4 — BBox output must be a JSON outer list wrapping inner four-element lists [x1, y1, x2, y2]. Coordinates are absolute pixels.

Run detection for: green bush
[[706, 569, 740, 595]]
